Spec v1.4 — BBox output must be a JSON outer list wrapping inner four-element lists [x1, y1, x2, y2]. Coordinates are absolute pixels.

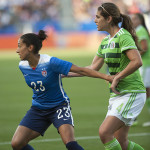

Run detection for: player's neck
[[28, 54, 40, 68], [108, 26, 120, 38]]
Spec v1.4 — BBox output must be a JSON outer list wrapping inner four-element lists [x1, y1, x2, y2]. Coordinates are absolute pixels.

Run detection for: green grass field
[[0, 49, 150, 150]]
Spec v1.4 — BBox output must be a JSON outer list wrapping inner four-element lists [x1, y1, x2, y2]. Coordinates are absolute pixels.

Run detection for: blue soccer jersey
[[19, 54, 72, 110]]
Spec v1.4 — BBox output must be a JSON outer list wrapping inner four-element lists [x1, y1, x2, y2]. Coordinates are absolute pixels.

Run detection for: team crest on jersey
[[110, 41, 115, 49], [41, 70, 47, 77]]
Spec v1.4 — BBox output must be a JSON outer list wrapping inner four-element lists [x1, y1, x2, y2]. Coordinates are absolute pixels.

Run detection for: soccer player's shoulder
[[117, 28, 130, 37], [118, 28, 132, 41], [19, 60, 29, 67], [40, 54, 53, 64], [103, 35, 109, 41], [100, 35, 109, 45]]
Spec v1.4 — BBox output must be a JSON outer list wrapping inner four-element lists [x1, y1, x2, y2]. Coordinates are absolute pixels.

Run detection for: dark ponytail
[[120, 13, 142, 51], [21, 30, 48, 54], [98, 2, 142, 51], [38, 30, 48, 41]]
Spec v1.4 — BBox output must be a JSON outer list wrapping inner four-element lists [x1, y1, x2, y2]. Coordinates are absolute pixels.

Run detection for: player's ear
[[28, 45, 34, 52], [107, 16, 112, 23]]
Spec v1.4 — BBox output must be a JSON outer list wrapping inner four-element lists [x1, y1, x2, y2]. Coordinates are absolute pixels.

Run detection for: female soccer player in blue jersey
[[66, 2, 146, 150], [11, 30, 114, 150]]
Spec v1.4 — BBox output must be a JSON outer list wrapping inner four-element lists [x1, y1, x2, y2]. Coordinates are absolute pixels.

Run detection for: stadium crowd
[[0, 0, 60, 33], [0, 0, 149, 34]]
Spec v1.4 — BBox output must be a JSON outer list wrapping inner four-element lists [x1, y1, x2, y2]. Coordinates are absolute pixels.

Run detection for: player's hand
[[107, 75, 115, 83], [107, 73, 119, 83], [110, 77, 120, 94], [61, 74, 66, 78]]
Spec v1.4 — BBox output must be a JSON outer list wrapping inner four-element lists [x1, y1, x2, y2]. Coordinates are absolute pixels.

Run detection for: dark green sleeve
[[96, 45, 103, 58]]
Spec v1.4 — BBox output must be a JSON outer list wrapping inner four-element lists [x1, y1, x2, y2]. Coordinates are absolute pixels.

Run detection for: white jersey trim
[[39, 54, 52, 65], [121, 46, 137, 52], [19, 60, 29, 67], [19, 54, 52, 67], [58, 74, 69, 103]]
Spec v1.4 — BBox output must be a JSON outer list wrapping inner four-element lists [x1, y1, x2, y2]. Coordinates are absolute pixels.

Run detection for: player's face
[[94, 10, 108, 31], [16, 38, 30, 60]]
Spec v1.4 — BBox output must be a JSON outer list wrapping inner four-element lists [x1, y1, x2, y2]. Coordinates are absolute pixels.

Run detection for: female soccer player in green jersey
[[66, 2, 146, 150], [131, 13, 150, 127]]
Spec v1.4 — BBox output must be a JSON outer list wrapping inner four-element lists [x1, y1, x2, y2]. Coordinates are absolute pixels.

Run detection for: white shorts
[[106, 93, 146, 126], [139, 66, 150, 88]]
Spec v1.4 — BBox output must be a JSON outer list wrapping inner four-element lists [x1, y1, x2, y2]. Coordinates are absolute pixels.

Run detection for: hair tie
[[121, 17, 123, 23], [118, 17, 123, 27]]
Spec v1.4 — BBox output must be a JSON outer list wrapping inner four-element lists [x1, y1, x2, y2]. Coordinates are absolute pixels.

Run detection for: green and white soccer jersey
[[136, 25, 150, 66], [97, 28, 146, 97], [136, 25, 150, 88]]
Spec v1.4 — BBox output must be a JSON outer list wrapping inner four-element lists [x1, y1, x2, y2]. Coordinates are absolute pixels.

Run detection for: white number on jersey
[[31, 81, 45, 92]]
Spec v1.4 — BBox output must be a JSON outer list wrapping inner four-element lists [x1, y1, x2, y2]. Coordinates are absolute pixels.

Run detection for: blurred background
[[0, 0, 150, 50], [0, 1, 150, 150]]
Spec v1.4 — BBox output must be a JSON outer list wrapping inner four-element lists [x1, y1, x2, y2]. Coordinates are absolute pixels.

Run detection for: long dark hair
[[98, 2, 141, 51], [20, 30, 48, 54]]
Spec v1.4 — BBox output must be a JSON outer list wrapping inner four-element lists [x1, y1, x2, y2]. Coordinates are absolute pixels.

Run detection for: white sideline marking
[[0, 132, 150, 146]]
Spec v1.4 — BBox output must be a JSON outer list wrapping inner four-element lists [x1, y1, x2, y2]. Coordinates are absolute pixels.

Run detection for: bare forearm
[[115, 60, 142, 80], [62, 72, 83, 78], [72, 67, 111, 81], [115, 49, 143, 80], [64, 56, 104, 78], [64, 65, 97, 78]]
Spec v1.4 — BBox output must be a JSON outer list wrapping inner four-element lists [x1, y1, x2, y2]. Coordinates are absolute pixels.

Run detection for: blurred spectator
[[0, 0, 61, 34], [0, 0, 149, 34]]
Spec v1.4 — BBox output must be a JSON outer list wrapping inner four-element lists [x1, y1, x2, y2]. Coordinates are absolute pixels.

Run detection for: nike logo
[[63, 119, 69, 121]]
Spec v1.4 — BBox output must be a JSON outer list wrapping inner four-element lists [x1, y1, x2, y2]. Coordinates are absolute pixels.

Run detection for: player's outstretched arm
[[62, 55, 104, 78], [69, 64, 113, 82]]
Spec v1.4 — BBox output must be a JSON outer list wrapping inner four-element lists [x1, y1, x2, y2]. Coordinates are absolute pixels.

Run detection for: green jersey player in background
[[131, 13, 150, 127], [66, 2, 146, 150]]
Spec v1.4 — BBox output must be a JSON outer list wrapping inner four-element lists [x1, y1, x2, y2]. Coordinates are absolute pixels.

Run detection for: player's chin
[[18, 56, 21, 60], [20, 56, 25, 60], [19, 56, 22, 60], [97, 27, 101, 31]]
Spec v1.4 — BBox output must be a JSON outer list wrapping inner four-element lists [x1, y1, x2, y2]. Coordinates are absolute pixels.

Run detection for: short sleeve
[[96, 45, 103, 58], [120, 34, 137, 52], [49, 57, 72, 75]]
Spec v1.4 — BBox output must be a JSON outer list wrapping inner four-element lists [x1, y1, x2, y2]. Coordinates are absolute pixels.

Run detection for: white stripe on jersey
[[121, 46, 137, 52], [67, 103, 74, 126], [117, 28, 124, 36], [120, 28, 124, 34], [58, 74, 69, 103]]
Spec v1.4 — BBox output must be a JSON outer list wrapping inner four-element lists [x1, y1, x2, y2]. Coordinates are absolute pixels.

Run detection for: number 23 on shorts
[[57, 107, 71, 120]]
